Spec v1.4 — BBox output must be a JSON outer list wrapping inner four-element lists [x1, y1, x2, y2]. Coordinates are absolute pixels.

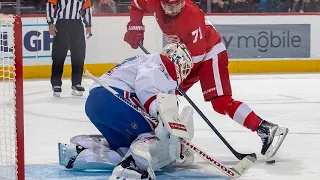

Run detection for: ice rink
[[20, 73, 320, 180]]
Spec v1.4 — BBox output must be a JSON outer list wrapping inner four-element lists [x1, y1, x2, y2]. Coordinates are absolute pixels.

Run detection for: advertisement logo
[[223, 31, 302, 53], [0, 32, 13, 53], [215, 24, 311, 59], [24, 30, 53, 52], [163, 24, 310, 59]]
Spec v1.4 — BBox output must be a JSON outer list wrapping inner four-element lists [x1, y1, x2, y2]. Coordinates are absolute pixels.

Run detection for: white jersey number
[[191, 27, 203, 43]]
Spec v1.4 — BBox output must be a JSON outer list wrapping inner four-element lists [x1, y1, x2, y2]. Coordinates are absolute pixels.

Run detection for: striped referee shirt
[[46, 0, 92, 27]]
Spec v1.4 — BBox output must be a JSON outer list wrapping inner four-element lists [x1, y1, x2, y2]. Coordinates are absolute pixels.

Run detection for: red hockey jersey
[[129, 0, 222, 62]]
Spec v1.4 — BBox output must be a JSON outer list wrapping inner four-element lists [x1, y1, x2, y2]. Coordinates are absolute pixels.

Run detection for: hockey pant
[[85, 86, 154, 150]]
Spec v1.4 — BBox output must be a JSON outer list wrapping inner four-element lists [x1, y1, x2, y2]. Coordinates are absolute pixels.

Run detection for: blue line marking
[[0, 25, 12, 27], [1, 24, 47, 27], [23, 55, 71, 58], [1, 55, 70, 59], [23, 24, 48, 27]]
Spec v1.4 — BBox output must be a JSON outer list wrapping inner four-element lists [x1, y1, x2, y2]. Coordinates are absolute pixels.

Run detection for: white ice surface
[[24, 73, 320, 180]]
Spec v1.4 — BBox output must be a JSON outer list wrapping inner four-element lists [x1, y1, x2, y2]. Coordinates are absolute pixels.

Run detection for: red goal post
[[0, 14, 24, 180]]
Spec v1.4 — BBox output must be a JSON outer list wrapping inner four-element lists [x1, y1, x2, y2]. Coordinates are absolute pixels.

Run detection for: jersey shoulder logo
[[158, 63, 169, 79]]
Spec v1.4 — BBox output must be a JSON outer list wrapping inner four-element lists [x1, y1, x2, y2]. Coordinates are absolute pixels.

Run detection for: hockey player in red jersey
[[124, 0, 288, 159]]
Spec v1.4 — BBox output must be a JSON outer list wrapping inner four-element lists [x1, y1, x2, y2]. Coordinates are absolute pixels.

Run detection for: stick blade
[[231, 154, 257, 177]]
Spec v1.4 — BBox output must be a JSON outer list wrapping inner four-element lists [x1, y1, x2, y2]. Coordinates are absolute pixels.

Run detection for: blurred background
[[0, 0, 319, 14]]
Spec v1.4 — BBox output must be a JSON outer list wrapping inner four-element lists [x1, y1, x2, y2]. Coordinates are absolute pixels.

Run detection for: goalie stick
[[83, 70, 256, 178], [179, 138, 255, 178], [138, 43, 256, 161]]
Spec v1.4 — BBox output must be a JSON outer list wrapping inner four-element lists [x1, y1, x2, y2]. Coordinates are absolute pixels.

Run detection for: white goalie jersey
[[91, 53, 178, 117]]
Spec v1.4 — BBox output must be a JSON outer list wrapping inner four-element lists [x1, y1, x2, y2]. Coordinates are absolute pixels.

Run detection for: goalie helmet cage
[[0, 14, 24, 180]]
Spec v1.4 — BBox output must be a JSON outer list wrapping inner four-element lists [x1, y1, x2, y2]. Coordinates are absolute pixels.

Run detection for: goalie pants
[[85, 86, 153, 150], [51, 19, 86, 87]]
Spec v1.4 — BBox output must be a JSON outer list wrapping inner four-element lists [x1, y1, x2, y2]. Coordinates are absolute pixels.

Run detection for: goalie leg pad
[[58, 143, 122, 170], [156, 93, 195, 166], [124, 132, 180, 176], [73, 148, 121, 170], [70, 134, 112, 152], [59, 134, 126, 170]]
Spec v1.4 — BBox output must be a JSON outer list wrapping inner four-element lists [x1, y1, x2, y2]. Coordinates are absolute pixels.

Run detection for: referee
[[46, 0, 92, 97]]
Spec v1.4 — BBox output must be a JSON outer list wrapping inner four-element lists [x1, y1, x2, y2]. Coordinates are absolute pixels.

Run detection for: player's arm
[[133, 63, 175, 119], [124, 0, 150, 49], [46, 0, 57, 24], [82, 0, 93, 28], [129, 0, 149, 24], [134, 59, 194, 140]]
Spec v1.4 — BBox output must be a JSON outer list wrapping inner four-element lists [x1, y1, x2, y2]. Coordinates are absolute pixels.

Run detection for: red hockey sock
[[211, 96, 261, 132], [242, 111, 261, 132]]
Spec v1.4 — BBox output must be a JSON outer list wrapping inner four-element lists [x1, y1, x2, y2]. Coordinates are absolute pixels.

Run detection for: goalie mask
[[161, 0, 186, 16], [161, 43, 193, 84]]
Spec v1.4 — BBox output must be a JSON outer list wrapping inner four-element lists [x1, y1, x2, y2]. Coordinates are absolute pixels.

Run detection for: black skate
[[109, 155, 152, 180], [52, 86, 62, 97], [58, 143, 86, 169], [71, 85, 85, 96], [257, 120, 289, 159]]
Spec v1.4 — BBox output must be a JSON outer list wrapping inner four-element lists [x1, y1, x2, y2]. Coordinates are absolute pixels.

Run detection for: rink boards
[[7, 14, 320, 78]]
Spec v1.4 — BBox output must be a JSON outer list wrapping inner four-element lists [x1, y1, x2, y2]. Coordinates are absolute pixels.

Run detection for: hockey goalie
[[58, 43, 196, 179]]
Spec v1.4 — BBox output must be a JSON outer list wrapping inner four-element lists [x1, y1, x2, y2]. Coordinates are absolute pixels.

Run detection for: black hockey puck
[[266, 160, 276, 164]]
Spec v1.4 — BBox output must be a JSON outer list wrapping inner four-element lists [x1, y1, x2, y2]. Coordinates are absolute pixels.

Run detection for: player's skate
[[109, 155, 152, 180], [52, 86, 62, 97], [257, 120, 289, 159], [71, 85, 85, 96]]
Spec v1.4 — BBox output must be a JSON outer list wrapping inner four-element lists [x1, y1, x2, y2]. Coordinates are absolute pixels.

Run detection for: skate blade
[[72, 90, 83, 96], [265, 127, 289, 159], [109, 175, 150, 180], [109, 170, 150, 180], [58, 143, 66, 166], [109, 175, 136, 180], [53, 92, 61, 97]]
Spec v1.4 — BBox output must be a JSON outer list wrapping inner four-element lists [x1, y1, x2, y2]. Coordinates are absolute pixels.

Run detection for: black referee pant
[[51, 19, 85, 87]]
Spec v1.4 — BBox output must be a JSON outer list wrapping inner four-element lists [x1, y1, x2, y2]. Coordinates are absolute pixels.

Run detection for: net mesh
[[0, 13, 18, 180]]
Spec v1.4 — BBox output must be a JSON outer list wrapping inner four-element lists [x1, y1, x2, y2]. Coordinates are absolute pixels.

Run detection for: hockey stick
[[83, 70, 255, 178], [179, 138, 255, 178], [138, 43, 256, 160]]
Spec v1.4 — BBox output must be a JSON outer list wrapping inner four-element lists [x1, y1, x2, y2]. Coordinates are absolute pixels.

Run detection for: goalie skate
[[71, 85, 85, 96], [58, 143, 85, 169], [109, 155, 152, 180]]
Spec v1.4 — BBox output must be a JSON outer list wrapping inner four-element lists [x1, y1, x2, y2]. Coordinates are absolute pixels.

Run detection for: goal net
[[0, 14, 24, 180]]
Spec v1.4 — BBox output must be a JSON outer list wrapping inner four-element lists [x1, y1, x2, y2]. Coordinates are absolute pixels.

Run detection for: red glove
[[124, 22, 145, 49]]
